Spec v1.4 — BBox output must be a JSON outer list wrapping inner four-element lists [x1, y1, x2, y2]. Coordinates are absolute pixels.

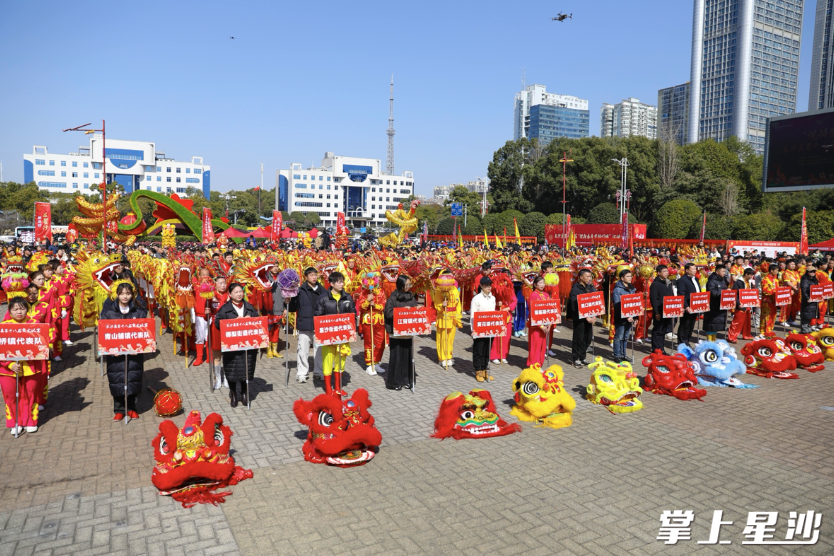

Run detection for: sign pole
[[14, 372, 19, 438], [485, 336, 492, 383], [285, 318, 290, 386], [124, 354, 128, 425], [208, 309, 215, 393], [245, 349, 250, 410], [410, 336, 415, 394]]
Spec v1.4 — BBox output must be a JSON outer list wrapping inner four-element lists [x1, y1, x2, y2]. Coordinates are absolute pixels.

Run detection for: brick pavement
[[0, 316, 832, 555]]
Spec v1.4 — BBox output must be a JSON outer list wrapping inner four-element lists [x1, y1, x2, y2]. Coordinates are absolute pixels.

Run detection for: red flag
[[34, 202, 52, 241], [271, 210, 282, 241], [699, 211, 706, 243], [202, 207, 214, 244], [800, 207, 809, 255], [253, 186, 261, 191], [621, 211, 629, 251]]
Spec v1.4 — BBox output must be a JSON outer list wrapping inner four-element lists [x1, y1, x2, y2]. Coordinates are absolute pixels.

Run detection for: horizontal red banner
[[393, 307, 431, 336], [530, 298, 562, 326], [220, 316, 269, 352], [577, 291, 605, 319], [313, 314, 357, 346], [0, 323, 50, 361], [471, 311, 507, 338], [98, 318, 157, 355]]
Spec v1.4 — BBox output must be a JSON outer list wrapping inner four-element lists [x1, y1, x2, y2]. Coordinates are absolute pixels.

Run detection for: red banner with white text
[[271, 210, 282, 241], [809, 285, 825, 303], [689, 292, 710, 313], [530, 298, 562, 326], [775, 287, 793, 306], [619, 293, 644, 318], [471, 311, 507, 338], [545, 223, 647, 246], [220, 316, 269, 352], [314, 314, 358, 346], [34, 202, 52, 242], [738, 288, 760, 308], [98, 318, 157, 355], [0, 323, 50, 361], [577, 291, 606, 319], [392, 307, 431, 336], [663, 296, 685, 318], [720, 289, 737, 310], [202, 207, 214, 244]]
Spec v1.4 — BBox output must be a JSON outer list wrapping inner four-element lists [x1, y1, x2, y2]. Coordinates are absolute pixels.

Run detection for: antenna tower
[[386, 75, 395, 175]]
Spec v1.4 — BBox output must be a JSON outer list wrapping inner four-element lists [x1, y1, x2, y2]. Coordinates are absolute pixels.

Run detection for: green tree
[[687, 212, 734, 240], [0, 182, 49, 220], [288, 211, 306, 230], [587, 203, 620, 224], [414, 203, 444, 233], [731, 211, 784, 241], [436, 217, 456, 235], [651, 199, 701, 239], [461, 214, 482, 236], [519, 212, 547, 241], [782, 210, 834, 245], [443, 186, 485, 218], [486, 139, 535, 212], [303, 213, 321, 227]]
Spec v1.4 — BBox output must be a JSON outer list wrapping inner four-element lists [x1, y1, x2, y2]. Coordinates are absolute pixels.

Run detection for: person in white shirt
[[470, 276, 496, 382]]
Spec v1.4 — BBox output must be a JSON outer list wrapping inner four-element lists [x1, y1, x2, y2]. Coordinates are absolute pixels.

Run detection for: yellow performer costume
[[433, 274, 462, 367]]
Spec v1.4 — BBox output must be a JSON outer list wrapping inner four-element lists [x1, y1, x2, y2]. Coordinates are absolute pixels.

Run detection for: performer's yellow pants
[[322, 345, 348, 376], [437, 327, 456, 361]]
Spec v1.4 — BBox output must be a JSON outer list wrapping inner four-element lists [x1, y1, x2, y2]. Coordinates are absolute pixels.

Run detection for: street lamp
[[611, 158, 630, 218], [64, 120, 107, 252]]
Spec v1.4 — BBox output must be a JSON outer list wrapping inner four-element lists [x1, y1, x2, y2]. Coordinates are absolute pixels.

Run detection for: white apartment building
[[600, 98, 658, 139], [276, 152, 414, 228], [433, 179, 489, 202], [513, 84, 589, 140], [433, 185, 452, 201], [23, 137, 209, 197]]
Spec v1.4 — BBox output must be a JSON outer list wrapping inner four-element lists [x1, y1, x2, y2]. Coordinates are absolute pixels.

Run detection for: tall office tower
[[600, 98, 658, 139], [809, 0, 834, 110], [688, 0, 804, 153], [657, 82, 691, 145], [513, 84, 589, 144]]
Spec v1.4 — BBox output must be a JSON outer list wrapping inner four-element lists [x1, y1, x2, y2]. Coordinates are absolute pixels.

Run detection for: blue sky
[[0, 0, 820, 197]]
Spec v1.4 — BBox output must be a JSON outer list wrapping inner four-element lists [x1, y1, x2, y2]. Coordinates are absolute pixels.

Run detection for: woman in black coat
[[101, 282, 147, 421], [214, 283, 259, 407], [799, 264, 820, 333], [704, 266, 730, 339], [383, 275, 418, 391]]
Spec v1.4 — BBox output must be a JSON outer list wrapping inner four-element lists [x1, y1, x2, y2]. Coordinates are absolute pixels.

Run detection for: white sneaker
[[38, 405, 44, 411], [222, 376, 229, 389], [9, 426, 23, 435], [501, 359, 508, 364], [63, 340, 73, 346], [25, 426, 37, 433], [53, 356, 62, 362], [366, 365, 377, 376], [665, 333, 674, 340], [491, 359, 501, 365], [547, 350, 558, 357], [214, 378, 222, 390], [636, 338, 644, 345], [375, 365, 385, 373], [552, 328, 560, 333], [296, 375, 308, 383]]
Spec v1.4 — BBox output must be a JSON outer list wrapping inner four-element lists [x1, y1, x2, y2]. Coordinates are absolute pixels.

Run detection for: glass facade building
[[657, 82, 691, 145], [527, 104, 589, 144], [809, 0, 834, 111]]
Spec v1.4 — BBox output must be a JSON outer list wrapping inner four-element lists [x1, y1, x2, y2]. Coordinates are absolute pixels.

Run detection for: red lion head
[[741, 338, 799, 379], [642, 350, 706, 401], [151, 410, 253, 507], [293, 388, 382, 467], [432, 389, 522, 440], [786, 333, 826, 372]]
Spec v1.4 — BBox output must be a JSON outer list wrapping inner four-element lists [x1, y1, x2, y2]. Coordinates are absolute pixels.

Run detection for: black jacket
[[288, 281, 324, 331], [612, 280, 636, 326], [800, 272, 820, 321], [270, 280, 285, 315], [101, 301, 148, 398], [676, 274, 701, 308], [649, 278, 675, 316], [213, 300, 259, 382], [705, 272, 730, 331], [315, 288, 356, 318], [384, 290, 418, 334], [567, 281, 596, 321]]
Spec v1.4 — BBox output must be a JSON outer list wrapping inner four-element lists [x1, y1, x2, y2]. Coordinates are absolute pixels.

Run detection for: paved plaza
[[1, 317, 832, 555]]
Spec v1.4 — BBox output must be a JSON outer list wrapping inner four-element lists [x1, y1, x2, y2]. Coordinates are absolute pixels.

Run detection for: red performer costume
[[0, 314, 47, 432], [359, 292, 387, 368], [727, 275, 754, 342], [761, 271, 780, 338]]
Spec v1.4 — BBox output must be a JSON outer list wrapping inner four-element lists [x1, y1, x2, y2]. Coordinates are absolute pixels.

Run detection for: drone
[[230, 36, 235, 39], [551, 13, 572, 22]]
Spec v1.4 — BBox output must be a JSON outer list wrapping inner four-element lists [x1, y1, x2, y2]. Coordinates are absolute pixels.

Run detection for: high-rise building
[[809, 0, 834, 111], [600, 98, 657, 139], [23, 137, 209, 198], [513, 84, 589, 144], [657, 82, 691, 145], [688, 0, 804, 154], [433, 185, 452, 201]]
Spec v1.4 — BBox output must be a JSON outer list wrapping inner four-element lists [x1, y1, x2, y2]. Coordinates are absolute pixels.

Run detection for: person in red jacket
[[209, 276, 230, 390]]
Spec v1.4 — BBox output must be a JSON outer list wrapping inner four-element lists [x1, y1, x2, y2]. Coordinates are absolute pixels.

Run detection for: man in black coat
[[676, 263, 701, 348], [314, 271, 357, 396], [650, 265, 675, 353], [288, 267, 324, 383], [567, 269, 597, 367], [799, 262, 820, 333], [705, 264, 730, 340]]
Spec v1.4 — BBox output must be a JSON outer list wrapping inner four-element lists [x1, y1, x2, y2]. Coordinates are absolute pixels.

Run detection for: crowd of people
[[1, 235, 832, 436]]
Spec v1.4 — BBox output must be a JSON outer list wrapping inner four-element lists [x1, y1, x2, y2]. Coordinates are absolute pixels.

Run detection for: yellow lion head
[[586, 357, 643, 414], [509, 364, 576, 429], [812, 327, 834, 361]]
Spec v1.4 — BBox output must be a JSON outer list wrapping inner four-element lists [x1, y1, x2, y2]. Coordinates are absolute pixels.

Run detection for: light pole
[[64, 120, 106, 252], [559, 152, 573, 248], [259, 163, 263, 218], [611, 158, 630, 218]]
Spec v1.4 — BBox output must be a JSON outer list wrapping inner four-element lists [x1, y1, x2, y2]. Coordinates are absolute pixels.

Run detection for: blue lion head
[[677, 340, 748, 382]]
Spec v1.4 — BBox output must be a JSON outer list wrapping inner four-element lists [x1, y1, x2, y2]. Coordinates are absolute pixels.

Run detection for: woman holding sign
[[527, 276, 551, 367], [0, 298, 47, 435], [214, 283, 259, 408], [100, 282, 148, 421], [384, 275, 418, 391]]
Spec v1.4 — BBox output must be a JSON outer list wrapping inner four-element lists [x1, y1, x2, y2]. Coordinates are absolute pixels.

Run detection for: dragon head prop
[[811, 327, 834, 360], [292, 388, 382, 467], [510, 363, 576, 429], [678, 340, 758, 388], [278, 268, 300, 299], [71, 249, 125, 328], [642, 350, 706, 401], [432, 389, 521, 440], [740, 338, 799, 379], [1, 250, 29, 299], [151, 410, 253, 508], [586, 358, 643, 414], [786, 333, 826, 372]]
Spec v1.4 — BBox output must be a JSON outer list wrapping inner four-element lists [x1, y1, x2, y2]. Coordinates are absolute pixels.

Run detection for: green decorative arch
[[120, 190, 231, 242]]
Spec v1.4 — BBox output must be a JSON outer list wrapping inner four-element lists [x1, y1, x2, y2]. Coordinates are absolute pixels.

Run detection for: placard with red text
[[313, 314, 358, 347], [720, 289, 737, 310], [471, 311, 507, 338], [99, 318, 157, 355], [774, 287, 792, 306], [689, 291, 710, 314], [809, 285, 825, 303], [220, 316, 269, 352], [824, 283, 834, 299], [393, 307, 431, 336], [0, 323, 50, 361], [530, 298, 562, 326], [662, 296, 685, 318], [619, 294, 644, 318], [738, 288, 760, 308], [577, 291, 605, 319]]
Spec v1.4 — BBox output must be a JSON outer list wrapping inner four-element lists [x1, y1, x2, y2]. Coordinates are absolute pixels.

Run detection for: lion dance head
[[432, 389, 521, 439], [740, 338, 799, 380], [586, 357, 643, 414], [510, 364, 576, 429], [642, 350, 706, 401]]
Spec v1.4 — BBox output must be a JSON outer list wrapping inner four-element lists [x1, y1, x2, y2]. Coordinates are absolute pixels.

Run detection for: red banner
[[800, 207, 809, 255], [313, 314, 357, 346], [738, 288, 760, 308], [663, 295, 685, 318], [271, 210, 282, 241], [824, 283, 834, 299], [220, 316, 269, 352], [545, 223, 647, 246], [621, 212, 628, 251], [577, 291, 605, 319], [619, 293, 644, 318], [689, 291, 710, 313], [471, 311, 507, 338], [775, 287, 793, 306], [530, 298, 562, 326], [809, 285, 825, 303], [0, 323, 50, 361], [34, 202, 52, 242], [720, 289, 737, 310], [98, 318, 157, 355], [392, 307, 431, 336], [202, 207, 214, 244]]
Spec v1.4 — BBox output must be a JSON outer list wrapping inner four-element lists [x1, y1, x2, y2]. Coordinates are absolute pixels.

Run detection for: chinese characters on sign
[[689, 292, 710, 314], [98, 319, 157, 355], [619, 293, 644, 318], [738, 288, 761, 308], [809, 285, 825, 303], [657, 510, 822, 545], [662, 295, 684, 318], [774, 287, 793, 306], [34, 202, 52, 242], [471, 311, 507, 338], [577, 291, 605, 319], [0, 323, 50, 361], [220, 316, 269, 352], [823, 283, 834, 299], [392, 307, 431, 336], [530, 298, 562, 326], [313, 314, 358, 347], [720, 289, 737, 311]]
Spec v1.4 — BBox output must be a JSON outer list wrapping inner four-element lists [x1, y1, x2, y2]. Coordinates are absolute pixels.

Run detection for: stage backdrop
[[545, 224, 647, 246]]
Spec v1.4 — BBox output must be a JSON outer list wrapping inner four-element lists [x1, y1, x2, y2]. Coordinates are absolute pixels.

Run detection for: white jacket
[[471, 292, 496, 315]]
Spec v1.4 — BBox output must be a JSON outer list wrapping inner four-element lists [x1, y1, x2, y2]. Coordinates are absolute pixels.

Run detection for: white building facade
[[276, 152, 414, 228], [23, 137, 210, 198], [600, 98, 658, 139], [513, 84, 589, 141]]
